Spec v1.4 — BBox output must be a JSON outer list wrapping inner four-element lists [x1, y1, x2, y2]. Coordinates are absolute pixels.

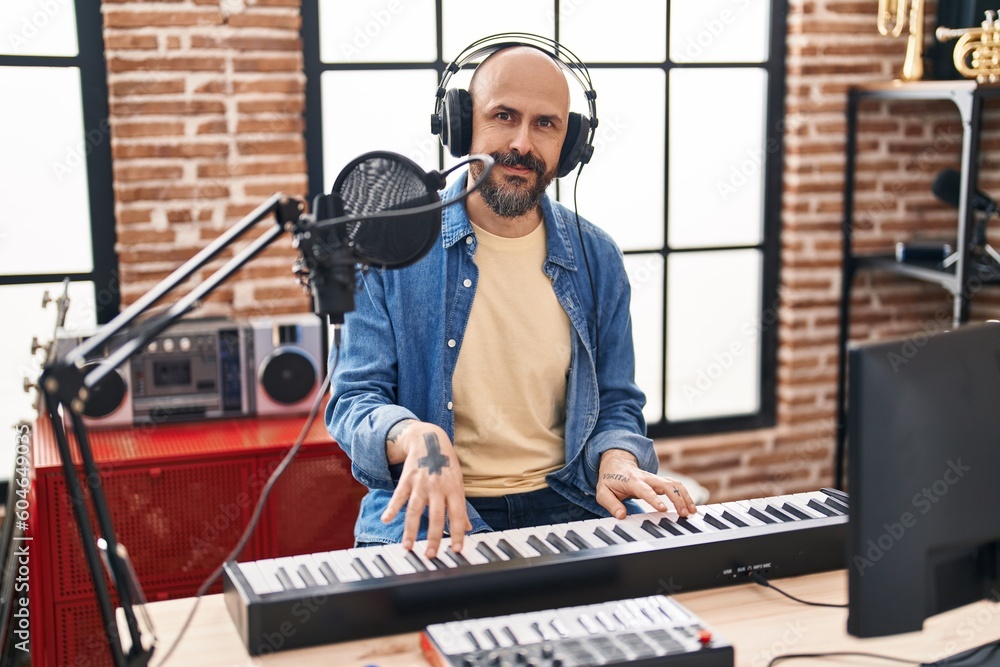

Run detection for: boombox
[[54, 314, 327, 429]]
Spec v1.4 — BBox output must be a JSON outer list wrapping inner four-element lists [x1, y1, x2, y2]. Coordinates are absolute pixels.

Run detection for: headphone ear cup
[[557, 112, 593, 178], [441, 88, 473, 158]]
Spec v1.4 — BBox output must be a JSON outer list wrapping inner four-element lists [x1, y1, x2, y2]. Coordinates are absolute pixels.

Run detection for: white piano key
[[325, 549, 362, 582], [379, 543, 419, 575], [346, 547, 386, 578], [237, 561, 279, 595]]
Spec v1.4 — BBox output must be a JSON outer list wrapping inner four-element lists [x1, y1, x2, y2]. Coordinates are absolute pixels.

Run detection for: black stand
[[38, 194, 304, 666]]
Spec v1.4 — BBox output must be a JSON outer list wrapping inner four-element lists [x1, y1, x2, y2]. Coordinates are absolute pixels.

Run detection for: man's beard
[[470, 150, 556, 218]]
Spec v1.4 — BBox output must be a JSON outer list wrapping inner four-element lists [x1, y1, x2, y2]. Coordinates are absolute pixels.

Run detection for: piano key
[[780, 501, 813, 521], [656, 518, 686, 536], [403, 548, 430, 572], [763, 504, 796, 523], [577, 613, 602, 634], [592, 525, 620, 545], [564, 529, 596, 550], [499, 528, 544, 557], [289, 555, 324, 588], [720, 501, 767, 526], [482, 627, 502, 648], [820, 487, 849, 503], [703, 513, 733, 530], [675, 517, 703, 533], [546, 532, 575, 553], [236, 561, 279, 595], [550, 617, 570, 637], [638, 519, 669, 538], [747, 506, 777, 524], [612, 524, 638, 543], [477, 533, 516, 561], [274, 566, 296, 591], [807, 498, 839, 517], [372, 554, 397, 577], [347, 548, 385, 579], [296, 563, 318, 588], [315, 559, 339, 585], [594, 611, 620, 632], [475, 541, 503, 563], [720, 509, 750, 527], [528, 534, 556, 555], [824, 496, 850, 514], [438, 542, 472, 567], [379, 544, 419, 575], [324, 550, 361, 583], [495, 538, 525, 559], [452, 536, 490, 566], [273, 557, 304, 588]]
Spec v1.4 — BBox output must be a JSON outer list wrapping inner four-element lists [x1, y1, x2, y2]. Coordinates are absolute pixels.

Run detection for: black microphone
[[931, 168, 998, 214], [293, 150, 492, 322]]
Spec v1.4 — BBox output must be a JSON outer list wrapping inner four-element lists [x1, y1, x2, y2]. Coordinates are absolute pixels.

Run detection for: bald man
[[327, 44, 697, 560]]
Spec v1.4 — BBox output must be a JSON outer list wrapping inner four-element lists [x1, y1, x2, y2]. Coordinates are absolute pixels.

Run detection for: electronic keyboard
[[223, 488, 848, 655]]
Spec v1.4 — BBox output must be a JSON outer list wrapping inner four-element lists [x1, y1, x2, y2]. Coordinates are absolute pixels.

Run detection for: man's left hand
[[596, 449, 698, 519]]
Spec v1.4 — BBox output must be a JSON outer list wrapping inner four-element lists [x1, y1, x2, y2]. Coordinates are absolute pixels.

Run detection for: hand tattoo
[[603, 473, 630, 483], [418, 433, 450, 475]]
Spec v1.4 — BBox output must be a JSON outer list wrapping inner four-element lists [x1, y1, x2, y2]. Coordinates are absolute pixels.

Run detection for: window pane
[[666, 249, 761, 421], [0, 281, 96, 477], [321, 70, 440, 191], [319, 0, 436, 63], [669, 0, 771, 64], [561, 0, 666, 62], [625, 253, 664, 424], [0, 67, 93, 274], [442, 0, 554, 60], [559, 68, 665, 251], [668, 68, 766, 249], [0, 0, 79, 57]]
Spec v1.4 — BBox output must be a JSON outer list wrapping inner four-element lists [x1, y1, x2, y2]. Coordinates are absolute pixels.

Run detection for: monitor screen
[[847, 321, 1000, 638]]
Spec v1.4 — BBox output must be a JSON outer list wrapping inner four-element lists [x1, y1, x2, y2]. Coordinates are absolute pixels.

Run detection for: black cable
[[768, 651, 919, 667], [751, 571, 848, 608], [154, 329, 339, 666]]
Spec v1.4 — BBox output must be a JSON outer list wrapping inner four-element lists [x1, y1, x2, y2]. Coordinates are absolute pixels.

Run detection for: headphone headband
[[430, 32, 598, 178]]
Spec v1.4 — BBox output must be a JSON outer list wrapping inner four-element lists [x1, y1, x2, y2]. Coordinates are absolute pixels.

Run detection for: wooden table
[[135, 570, 1000, 666]]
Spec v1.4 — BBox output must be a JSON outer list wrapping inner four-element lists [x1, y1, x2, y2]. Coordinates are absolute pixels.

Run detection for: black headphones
[[430, 32, 599, 179]]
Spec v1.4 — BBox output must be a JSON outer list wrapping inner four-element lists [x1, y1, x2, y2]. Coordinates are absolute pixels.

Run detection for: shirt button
[[447, 339, 456, 348], [463, 278, 472, 288], [465, 236, 473, 245], [447, 401, 454, 410]]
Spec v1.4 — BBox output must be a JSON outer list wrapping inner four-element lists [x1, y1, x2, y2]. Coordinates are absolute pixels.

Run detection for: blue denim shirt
[[325, 172, 656, 544]]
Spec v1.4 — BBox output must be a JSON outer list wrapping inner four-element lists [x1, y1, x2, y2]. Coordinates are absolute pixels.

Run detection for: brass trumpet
[[877, 0, 925, 81], [936, 11, 1000, 83]]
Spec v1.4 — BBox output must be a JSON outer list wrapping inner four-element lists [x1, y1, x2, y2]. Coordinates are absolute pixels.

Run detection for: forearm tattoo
[[603, 473, 630, 483], [418, 433, 450, 475], [387, 419, 415, 445]]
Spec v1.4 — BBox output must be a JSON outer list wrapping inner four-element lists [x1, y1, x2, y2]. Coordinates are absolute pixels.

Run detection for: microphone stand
[[942, 202, 1000, 270], [38, 194, 306, 667]]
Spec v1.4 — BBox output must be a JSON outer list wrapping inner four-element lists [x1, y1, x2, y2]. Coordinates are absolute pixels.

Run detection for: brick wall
[[101, 1, 998, 503], [104, 0, 310, 319], [659, 0, 1000, 502]]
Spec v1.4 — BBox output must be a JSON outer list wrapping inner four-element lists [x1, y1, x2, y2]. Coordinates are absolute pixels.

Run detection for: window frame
[[0, 0, 118, 324], [300, 0, 786, 439]]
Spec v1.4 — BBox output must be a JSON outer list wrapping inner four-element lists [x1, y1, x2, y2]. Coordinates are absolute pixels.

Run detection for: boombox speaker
[[250, 314, 326, 417]]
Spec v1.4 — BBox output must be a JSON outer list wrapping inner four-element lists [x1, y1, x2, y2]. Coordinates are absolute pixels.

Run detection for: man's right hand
[[382, 420, 471, 559]]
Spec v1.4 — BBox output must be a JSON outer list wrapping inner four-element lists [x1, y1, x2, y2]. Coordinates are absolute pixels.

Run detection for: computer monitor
[[847, 320, 1000, 639]]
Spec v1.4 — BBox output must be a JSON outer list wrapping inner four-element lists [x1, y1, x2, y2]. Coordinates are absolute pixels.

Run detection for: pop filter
[[330, 151, 446, 268]]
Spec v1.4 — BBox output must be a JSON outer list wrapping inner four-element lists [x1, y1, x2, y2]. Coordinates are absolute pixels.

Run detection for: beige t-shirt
[[452, 220, 572, 497]]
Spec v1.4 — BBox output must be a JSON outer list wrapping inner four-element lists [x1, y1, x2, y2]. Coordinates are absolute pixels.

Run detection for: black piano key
[[640, 519, 669, 537], [274, 566, 296, 591], [465, 630, 481, 650], [820, 487, 849, 503], [721, 510, 749, 528], [825, 497, 850, 514], [703, 514, 732, 530], [748, 507, 777, 525], [612, 525, 637, 543], [296, 564, 318, 588], [593, 526, 620, 545], [405, 550, 430, 572], [496, 539, 525, 560], [502, 626, 519, 645], [317, 560, 339, 584], [781, 502, 813, 521], [351, 558, 374, 580], [808, 498, 839, 517], [373, 555, 396, 577], [764, 504, 796, 522], [429, 556, 451, 570], [444, 549, 470, 567], [564, 530, 593, 550], [476, 541, 503, 563], [676, 517, 702, 533], [484, 628, 500, 648], [528, 534, 556, 555], [656, 518, 685, 536], [546, 533, 575, 553]]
